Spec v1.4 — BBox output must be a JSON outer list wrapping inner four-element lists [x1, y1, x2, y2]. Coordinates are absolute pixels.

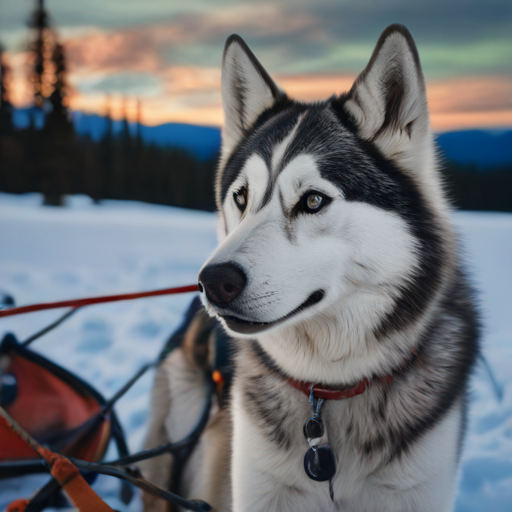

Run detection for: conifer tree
[[0, 44, 13, 133], [29, 0, 49, 108], [99, 94, 114, 198], [28, 0, 73, 205]]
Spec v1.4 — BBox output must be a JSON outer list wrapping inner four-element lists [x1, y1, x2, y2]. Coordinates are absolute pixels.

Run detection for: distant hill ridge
[[73, 112, 222, 161], [436, 130, 512, 169], [12, 108, 511, 168], [12, 108, 221, 161]]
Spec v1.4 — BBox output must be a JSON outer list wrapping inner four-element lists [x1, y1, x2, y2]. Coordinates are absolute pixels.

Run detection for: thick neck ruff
[[248, 339, 422, 501]]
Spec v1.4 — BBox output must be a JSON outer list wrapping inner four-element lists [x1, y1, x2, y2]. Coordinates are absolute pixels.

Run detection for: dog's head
[[199, 25, 451, 374]]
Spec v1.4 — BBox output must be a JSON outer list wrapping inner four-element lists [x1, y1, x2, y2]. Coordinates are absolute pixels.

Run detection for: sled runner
[[0, 286, 218, 512]]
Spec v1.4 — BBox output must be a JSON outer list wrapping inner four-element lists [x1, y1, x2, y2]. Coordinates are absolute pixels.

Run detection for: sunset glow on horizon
[[7, 55, 512, 132], [1, 0, 511, 133], [68, 73, 512, 132]]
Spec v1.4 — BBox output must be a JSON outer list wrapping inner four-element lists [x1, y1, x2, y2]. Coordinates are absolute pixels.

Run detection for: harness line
[[0, 284, 199, 318]]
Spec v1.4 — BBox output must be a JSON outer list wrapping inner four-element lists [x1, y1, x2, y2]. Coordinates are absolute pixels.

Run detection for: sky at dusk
[[0, 0, 511, 131]]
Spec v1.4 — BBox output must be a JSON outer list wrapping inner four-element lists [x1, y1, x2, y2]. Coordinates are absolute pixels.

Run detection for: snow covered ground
[[0, 192, 511, 511]]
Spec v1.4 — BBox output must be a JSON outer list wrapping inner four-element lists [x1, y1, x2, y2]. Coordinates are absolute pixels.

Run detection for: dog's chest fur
[[231, 325, 467, 511]]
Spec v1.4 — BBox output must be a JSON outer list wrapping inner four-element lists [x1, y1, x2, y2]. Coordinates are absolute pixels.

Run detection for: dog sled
[[0, 285, 226, 512]]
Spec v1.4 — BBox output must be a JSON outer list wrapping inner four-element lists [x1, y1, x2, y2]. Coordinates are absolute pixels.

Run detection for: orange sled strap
[[1, 408, 114, 512]]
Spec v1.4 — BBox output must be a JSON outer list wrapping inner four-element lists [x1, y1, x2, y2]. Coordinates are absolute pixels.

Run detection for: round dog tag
[[303, 416, 324, 440], [303, 445, 336, 482]]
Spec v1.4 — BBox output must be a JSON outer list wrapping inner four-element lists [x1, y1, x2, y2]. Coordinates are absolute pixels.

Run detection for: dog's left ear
[[344, 25, 432, 173], [221, 34, 284, 157]]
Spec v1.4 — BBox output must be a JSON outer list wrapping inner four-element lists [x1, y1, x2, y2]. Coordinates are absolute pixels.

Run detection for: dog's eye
[[300, 191, 330, 214], [306, 194, 322, 210], [233, 187, 248, 212]]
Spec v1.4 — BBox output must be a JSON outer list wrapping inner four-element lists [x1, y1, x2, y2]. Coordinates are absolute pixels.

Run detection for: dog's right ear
[[221, 35, 283, 157]]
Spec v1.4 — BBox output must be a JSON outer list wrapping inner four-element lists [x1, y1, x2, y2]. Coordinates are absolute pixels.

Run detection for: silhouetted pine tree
[[29, 0, 74, 205], [0, 43, 19, 194], [0, 44, 13, 133], [110, 97, 131, 199], [29, 0, 48, 109], [135, 100, 142, 146], [99, 94, 114, 199], [44, 42, 74, 205]]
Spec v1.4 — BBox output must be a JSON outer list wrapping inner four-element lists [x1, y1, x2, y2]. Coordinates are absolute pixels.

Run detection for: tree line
[[0, 0, 216, 210], [0, 112, 217, 210], [442, 162, 512, 213], [0, 0, 510, 212]]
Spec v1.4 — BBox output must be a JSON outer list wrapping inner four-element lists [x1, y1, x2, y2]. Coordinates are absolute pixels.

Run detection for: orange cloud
[[427, 76, 512, 130], [7, 51, 33, 107], [278, 75, 356, 100], [63, 6, 316, 74]]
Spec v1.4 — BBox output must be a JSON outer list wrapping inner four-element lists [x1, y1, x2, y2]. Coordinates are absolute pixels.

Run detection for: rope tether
[[0, 284, 199, 318]]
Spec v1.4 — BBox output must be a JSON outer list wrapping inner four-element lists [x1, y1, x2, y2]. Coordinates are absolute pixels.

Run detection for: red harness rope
[[0, 284, 199, 318]]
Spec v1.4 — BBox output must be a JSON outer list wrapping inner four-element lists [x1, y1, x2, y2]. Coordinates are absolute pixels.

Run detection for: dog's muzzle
[[199, 263, 325, 335]]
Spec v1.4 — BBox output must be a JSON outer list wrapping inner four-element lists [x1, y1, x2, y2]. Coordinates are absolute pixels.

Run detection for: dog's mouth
[[218, 290, 325, 335]]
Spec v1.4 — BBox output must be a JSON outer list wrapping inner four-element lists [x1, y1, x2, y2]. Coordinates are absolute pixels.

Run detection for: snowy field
[[0, 192, 511, 512]]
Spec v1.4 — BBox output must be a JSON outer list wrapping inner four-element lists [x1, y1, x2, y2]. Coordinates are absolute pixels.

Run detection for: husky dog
[[141, 24, 479, 512]]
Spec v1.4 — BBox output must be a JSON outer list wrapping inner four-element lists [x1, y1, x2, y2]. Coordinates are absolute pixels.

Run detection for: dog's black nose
[[199, 263, 247, 306]]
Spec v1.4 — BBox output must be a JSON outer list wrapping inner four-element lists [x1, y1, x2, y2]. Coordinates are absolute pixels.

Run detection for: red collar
[[249, 339, 405, 401], [287, 375, 393, 400], [285, 348, 422, 401]]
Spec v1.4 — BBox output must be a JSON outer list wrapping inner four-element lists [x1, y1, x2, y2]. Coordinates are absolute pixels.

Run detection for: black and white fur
[[142, 25, 479, 512]]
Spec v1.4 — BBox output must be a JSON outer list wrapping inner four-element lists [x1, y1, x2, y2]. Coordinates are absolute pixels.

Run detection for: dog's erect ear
[[344, 25, 432, 173], [221, 34, 283, 156]]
